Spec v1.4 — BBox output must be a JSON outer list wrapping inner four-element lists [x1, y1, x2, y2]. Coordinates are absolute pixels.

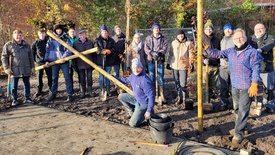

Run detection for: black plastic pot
[[150, 113, 168, 123], [149, 116, 173, 131], [185, 99, 194, 110], [149, 123, 174, 144]]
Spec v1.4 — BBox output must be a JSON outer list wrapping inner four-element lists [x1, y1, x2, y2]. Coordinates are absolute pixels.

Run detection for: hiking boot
[[47, 94, 56, 102], [11, 99, 18, 106], [67, 95, 73, 102], [25, 98, 34, 104], [87, 86, 95, 97]]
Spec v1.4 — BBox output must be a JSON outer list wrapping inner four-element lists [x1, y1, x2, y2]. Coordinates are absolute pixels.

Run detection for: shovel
[[155, 60, 162, 106], [100, 55, 107, 101], [7, 55, 11, 98], [203, 64, 213, 112]]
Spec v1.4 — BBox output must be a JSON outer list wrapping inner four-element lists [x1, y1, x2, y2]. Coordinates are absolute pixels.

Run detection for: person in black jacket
[[31, 29, 52, 97], [112, 25, 126, 79], [202, 19, 221, 101], [73, 30, 95, 98], [94, 25, 116, 97], [247, 23, 275, 113]]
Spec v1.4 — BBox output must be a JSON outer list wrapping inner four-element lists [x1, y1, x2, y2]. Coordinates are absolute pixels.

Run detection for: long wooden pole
[[124, 0, 130, 72], [46, 31, 133, 95], [197, 0, 204, 132], [35, 47, 99, 71]]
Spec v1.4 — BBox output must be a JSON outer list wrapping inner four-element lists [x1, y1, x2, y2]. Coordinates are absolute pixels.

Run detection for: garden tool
[[7, 55, 11, 98], [203, 64, 213, 112], [155, 60, 162, 106], [100, 55, 107, 101]]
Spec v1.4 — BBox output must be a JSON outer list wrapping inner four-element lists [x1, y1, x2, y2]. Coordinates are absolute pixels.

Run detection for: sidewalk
[[0, 104, 237, 155]]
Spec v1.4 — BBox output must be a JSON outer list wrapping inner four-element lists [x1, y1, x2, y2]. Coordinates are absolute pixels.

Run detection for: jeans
[[148, 62, 164, 86], [78, 68, 93, 87], [219, 66, 231, 105], [118, 93, 148, 127], [70, 66, 79, 90], [231, 87, 252, 140], [51, 62, 73, 95], [172, 69, 188, 94], [113, 64, 120, 78], [11, 76, 30, 99], [36, 63, 52, 91], [98, 66, 112, 85]]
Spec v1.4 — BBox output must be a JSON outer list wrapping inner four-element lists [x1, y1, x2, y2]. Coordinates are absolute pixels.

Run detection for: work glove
[[203, 59, 209, 65], [202, 42, 208, 50], [166, 64, 171, 70], [248, 83, 258, 97], [151, 51, 158, 61], [144, 112, 151, 119], [101, 49, 111, 55], [31, 68, 35, 74], [4, 68, 12, 74]]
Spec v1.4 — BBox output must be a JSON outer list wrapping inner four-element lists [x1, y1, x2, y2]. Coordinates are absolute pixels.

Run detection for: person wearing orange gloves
[[204, 28, 263, 145]]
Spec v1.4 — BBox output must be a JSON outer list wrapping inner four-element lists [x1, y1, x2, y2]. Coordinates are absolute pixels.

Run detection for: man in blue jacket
[[44, 24, 73, 102], [117, 58, 155, 127]]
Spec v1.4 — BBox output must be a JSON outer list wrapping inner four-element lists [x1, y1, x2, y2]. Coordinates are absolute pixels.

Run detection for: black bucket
[[150, 113, 168, 123], [149, 116, 173, 131], [185, 99, 194, 110], [149, 123, 174, 144]]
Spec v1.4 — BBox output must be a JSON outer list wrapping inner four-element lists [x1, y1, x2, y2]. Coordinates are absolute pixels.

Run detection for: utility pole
[[197, 0, 203, 132]]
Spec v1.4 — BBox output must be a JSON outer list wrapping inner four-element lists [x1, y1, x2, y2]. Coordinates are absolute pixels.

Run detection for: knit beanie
[[13, 29, 22, 34], [152, 23, 160, 29], [204, 20, 214, 30], [131, 58, 143, 68], [175, 29, 185, 36], [100, 24, 108, 32], [223, 24, 234, 31], [54, 24, 63, 32]]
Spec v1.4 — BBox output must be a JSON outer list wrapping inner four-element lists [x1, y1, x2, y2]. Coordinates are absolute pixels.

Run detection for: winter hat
[[13, 29, 22, 34], [152, 23, 160, 29], [131, 58, 143, 68], [54, 24, 63, 32], [78, 30, 86, 34], [223, 24, 234, 31], [114, 25, 121, 30], [175, 29, 185, 36], [100, 24, 108, 32], [204, 20, 214, 30]]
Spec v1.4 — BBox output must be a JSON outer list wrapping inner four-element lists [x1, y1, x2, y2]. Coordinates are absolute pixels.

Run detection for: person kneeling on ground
[[117, 58, 155, 127]]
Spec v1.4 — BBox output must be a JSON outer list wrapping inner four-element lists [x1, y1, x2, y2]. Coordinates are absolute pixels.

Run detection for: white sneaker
[[25, 98, 34, 104]]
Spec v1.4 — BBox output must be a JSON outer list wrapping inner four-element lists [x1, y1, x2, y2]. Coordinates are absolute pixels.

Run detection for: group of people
[[2, 21, 275, 144]]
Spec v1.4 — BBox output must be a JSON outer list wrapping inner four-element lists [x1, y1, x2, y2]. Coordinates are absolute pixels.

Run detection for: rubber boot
[[159, 86, 167, 103], [106, 85, 111, 97], [87, 86, 95, 97], [80, 85, 86, 99]]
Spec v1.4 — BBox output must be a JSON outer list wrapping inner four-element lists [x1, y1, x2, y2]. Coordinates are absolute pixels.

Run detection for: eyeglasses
[[254, 28, 264, 31], [233, 37, 244, 41]]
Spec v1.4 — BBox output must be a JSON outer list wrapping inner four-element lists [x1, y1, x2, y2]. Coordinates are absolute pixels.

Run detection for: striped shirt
[[206, 44, 263, 89]]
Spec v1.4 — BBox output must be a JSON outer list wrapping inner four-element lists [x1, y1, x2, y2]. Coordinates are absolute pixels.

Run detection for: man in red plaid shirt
[[204, 28, 263, 144]]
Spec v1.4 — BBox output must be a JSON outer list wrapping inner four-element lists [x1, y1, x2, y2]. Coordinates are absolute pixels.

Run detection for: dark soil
[[0, 70, 274, 155]]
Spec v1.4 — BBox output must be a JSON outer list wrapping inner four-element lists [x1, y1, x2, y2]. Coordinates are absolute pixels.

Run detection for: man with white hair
[[247, 23, 275, 113], [117, 58, 155, 127], [204, 28, 263, 144]]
